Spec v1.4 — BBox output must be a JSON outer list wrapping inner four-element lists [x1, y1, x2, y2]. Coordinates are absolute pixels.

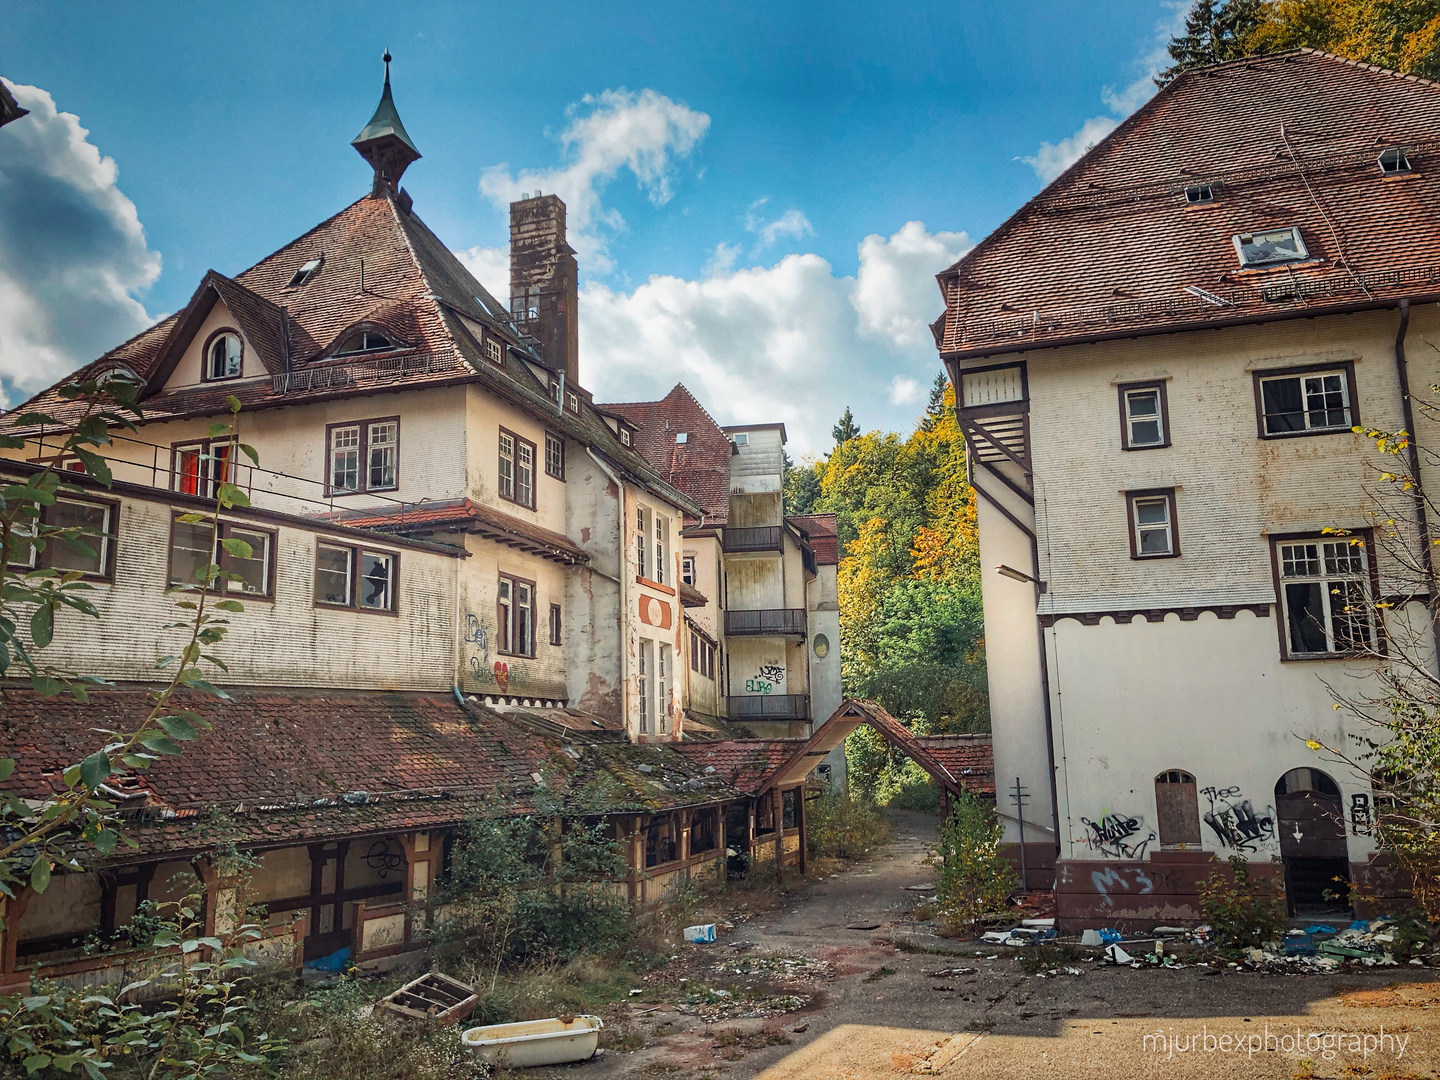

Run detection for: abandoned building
[[936, 49, 1440, 927], [0, 59, 995, 994]]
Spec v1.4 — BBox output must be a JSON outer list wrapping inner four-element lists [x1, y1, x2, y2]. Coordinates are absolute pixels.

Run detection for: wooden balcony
[[725, 608, 807, 637], [722, 526, 783, 553], [728, 694, 810, 722]]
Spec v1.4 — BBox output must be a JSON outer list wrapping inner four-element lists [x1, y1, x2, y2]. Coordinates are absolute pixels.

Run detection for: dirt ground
[[550, 810, 1440, 1080]]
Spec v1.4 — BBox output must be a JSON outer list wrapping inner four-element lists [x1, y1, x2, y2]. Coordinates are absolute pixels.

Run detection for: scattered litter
[[903, 884, 938, 892], [985, 955, 999, 961], [1304, 924, 1337, 935], [675, 991, 811, 1022], [1104, 944, 1133, 965], [792, 1023, 809, 1033], [629, 989, 644, 996], [1153, 926, 1189, 937], [714, 954, 833, 981], [1080, 929, 1104, 947], [1021, 918, 1057, 929], [924, 967, 976, 978], [1283, 939, 1317, 957], [684, 924, 717, 944], [728, 941, 757, 950]]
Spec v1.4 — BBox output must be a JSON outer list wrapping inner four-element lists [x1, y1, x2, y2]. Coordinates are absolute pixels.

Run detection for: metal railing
[[728, 694, 810, 722], [725, 608, 806, 636], [722, 526, 783, 553]]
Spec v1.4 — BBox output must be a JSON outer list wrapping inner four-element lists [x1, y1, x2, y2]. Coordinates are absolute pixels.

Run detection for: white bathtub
[[460, 1015, 604, 1067]]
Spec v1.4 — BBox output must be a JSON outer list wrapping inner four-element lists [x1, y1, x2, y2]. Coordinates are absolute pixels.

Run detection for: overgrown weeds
[[1018, 943, 1084, 974], [927, 790, 1017, 933], [806, 787, 892, 859], [1198, 856, 1287, 949]]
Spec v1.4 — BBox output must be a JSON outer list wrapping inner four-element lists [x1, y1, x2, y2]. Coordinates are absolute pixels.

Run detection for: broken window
[[1257, 368, 1352, 436], [638, 639, 652, 734], [314, 542, 398, 611], [1184, 184, 1214, 204], [1155, 770, 1202, 847], [1232, 226, 1308, 267], [286, 257, 323, 288], [549, 603, 562, 646], [1126, 489, 1177, 558], [782, 788, 798, 830], [1276, 538, 1373, 657], [497, 573, 534, 656], [645, 814, 678, 867], [204, 332, 242, 381], [498, 428, 535, 509], [690, 809, 718, 854], [1378, 147, 1412, 175]]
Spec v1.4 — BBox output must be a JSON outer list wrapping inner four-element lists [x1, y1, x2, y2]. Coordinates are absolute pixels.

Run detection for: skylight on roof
[[676, 432, 688, 444], [1184, 184, 1214, 205], [1378, 147, 1413, 175], [1232, 227, 1309, 268], [286, 257, 323, 288]]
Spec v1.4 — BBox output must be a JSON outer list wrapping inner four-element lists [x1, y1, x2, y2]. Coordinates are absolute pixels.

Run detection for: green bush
[[806, 787, 892, 859], [928, 791, 1017, 932], [1197, 856, 1287, 949]]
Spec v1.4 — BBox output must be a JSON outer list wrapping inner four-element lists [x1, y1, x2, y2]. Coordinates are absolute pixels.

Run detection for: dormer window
[[204, 331, 242, 381], [486, 338, 504, 366], [334, 330, 394, 356], [1184, 184, 1214, 205], [1378, 147, 1412, 175], [620, 428, 632, 447], [286, 257, 323, 288], [567, 391, 579, 414], [1232, 227, 1308, 268]]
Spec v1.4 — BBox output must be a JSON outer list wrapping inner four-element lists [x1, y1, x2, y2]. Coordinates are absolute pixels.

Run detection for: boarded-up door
[[1155, 770, 1202, 846]]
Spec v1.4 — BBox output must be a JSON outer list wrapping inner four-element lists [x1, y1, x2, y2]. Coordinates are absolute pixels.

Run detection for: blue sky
[[1, 0, 1182, 454]]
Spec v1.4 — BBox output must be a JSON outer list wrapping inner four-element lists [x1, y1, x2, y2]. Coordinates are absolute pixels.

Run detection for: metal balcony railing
[[722, 526, 783, 553], [728, 694, 810, 722], [725, 608, 807, 637]]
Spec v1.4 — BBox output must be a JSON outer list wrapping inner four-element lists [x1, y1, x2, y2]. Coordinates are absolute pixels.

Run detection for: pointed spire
[[353, 49, 421, 197]]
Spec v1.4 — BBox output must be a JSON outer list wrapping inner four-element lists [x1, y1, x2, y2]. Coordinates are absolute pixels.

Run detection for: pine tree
[[1156, 0, 1266, 85], [832, 407, 860, 445], [920, 372, 950, 431]]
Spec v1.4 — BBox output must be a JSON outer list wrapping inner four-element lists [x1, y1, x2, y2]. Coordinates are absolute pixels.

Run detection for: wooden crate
[[377, 971, 480, 1027]]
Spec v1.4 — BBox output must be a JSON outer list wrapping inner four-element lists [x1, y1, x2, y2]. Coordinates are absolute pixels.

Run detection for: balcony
[[725, 608, 806, 637], [722, 526, 783, 553], [728, 694, 810, 722]]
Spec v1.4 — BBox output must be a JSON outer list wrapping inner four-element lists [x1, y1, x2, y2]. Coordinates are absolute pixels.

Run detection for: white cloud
[[479, 88, 710, 275], [1020, 2, 1189, 183], [579, 222, 971, 456], [453, 244, 510, 301], [744, 200, 814, 250], [888, 376, 921, 406], [0, 81, 160, 408], [1020, 115, 1123, 183]]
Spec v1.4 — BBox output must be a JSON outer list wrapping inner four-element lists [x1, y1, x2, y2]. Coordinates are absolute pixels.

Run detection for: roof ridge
[[380, 195, 475, 375]]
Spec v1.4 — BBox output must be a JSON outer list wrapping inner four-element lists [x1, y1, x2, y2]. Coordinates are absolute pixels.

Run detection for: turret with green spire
[[353, 50, 421, 197]]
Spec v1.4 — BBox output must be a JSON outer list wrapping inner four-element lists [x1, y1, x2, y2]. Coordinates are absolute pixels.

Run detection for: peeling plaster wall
[[564, 449, 622, 720]]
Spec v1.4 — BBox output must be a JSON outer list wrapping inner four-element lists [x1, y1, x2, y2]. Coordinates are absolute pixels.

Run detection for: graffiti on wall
[[1079, 811, 1155, 860], [1201, 786, 1276, 852], [1350, 792, 1373, 836], [1088, 865, 1179, 909], [745, 664, 785, 695], [464, 613, 490, 662]]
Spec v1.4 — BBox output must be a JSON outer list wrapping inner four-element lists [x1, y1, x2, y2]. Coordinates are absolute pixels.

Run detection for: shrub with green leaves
[[927, 791, 1017, 932], [805, 787, 892, 859], [1198, 856, 1287, 949]]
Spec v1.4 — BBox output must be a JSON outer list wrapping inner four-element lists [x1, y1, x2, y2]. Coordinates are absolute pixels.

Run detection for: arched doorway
[[1275, 768, 1349, 911]]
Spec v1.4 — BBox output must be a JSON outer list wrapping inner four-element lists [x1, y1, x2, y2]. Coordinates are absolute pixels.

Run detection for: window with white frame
[[498, 573, 535, 656], [204, 332, 242, 381], [173, 440, 246, 499], [654, 512, 669, 585], [658, 643, 671, 732], [1119, 382, 1168, 449], [635, 506, 650, 580], [9, 497, 117, 578], [1276, 538, 1373, 656], [314, 542, 397, 611], [1232, 226, 1308, 267], [638, 639, 652, 734], [1257, 367, 1354, 436], [326, 418, 399, 494], [545, 432, 565, 480], [169, 516, 274, 597], [499, 429, 536, 509], [485, 338, 504, 366], [1127, 489, 1177, 558], [681, 555, 696, 587]]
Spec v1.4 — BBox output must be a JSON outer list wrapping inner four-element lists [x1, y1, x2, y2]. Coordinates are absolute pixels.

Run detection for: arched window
[[1155, 769, 1201, 847], [205, 332, 242, 381], [334, 330, 395, 356], [1275, 768, 1340, 797]]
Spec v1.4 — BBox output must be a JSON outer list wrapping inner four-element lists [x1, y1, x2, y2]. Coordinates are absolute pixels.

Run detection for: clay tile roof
[[672, 739, 804, 794], [319, 497, 590, 565], [939, 50, 1440, 360], [786, 513, 840, 564], [912, 734, 995, 796], [602, 384, 734, 523]]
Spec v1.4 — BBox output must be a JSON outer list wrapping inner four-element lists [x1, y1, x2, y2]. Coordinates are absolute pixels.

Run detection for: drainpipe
[[1392, 300, 1440, 667], [586, 447, 629, 729], [452, 554, 465, 706]]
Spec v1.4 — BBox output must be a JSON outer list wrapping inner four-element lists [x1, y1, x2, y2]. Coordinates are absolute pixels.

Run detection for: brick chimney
[[509, 194, 579, 387]]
